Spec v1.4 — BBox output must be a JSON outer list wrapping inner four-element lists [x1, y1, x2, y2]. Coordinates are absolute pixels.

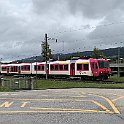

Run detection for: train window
[[104, 62, 109, 68], [18, 66, 21, 71], [21, 65, 30, 71], [15, 66, 18, 72], [95, 63, 98, 69], [64, 65, 68, 70], [98, 61, 104, 68], [27, 65, 30, 70], [34, 65, 37, 71], [92, 63, 95, 69], [42, 65, 44, 71], [55, 65, 58, 70], [38, 66, 40, 70], [60, 65, 63, 70], [11, 66, 17, 72], [2, 67, 7, 71], [84, 64, 89, 70], [11, 67, 13, 72], [92, 63, 98, 69], [50, 65, 54, 70], [77, 64, 82, 70], [21, 66, 23, 70]]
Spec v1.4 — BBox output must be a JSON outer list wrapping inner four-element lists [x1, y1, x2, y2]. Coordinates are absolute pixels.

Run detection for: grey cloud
[[32, 0, 124, 19], [87, 5, 124, 48], [68, 0, 124, 19], [32, 0, 66, 13]]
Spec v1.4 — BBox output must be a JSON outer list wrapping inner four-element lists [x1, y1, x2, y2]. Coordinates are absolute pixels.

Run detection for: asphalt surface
[[0, 88, 124, 124]]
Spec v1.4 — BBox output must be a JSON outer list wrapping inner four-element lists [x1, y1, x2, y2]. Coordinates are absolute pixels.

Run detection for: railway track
[[38, 77, 124, 84]]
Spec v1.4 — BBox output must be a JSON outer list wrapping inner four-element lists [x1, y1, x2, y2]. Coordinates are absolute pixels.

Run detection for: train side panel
[[1, 64, 9, 74], [31, 62, 46, 75], [75, 59, 93, 77], [49, 60, 70, 77], [20, 63, 32, 74]]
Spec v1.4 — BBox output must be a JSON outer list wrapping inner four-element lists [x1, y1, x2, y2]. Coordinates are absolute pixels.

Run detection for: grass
[[0, 86, 14, 92], [34, 79, 124, 90], [108, 76, 124, 82]]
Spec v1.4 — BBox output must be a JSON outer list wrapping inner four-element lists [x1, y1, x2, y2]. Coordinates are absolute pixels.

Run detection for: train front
[[98, 59, 112, 80]]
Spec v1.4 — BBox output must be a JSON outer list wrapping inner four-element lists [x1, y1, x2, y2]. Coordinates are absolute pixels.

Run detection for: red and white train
[[0, 58, 111, 80]]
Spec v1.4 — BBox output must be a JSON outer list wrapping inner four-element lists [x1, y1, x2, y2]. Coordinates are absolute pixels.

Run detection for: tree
[[41, 41, 53, 61], [75, 51, 83, 58], [92, 47, 105, 59]]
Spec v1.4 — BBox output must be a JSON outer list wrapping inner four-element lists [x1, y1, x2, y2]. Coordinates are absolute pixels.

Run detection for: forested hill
[[13, 47, 124, 63]]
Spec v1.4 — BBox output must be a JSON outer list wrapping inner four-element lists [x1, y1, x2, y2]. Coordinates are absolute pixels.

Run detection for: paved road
[[0, 88, 124, 124]]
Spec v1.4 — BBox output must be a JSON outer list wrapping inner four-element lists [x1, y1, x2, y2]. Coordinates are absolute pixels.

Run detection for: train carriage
[[73, 58, 111, 80], [20, 63, 32, 74], [1, 63, 21, 74], [31, 62, 46, 75], [0, 58, 111, 80], [8, 63, 21, 74], [1, 64, 9, 74], [75, 59, 92, 77], [49, 60, 70, 78]]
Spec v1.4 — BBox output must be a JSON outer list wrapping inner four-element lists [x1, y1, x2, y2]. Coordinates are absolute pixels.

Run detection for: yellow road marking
[[92, 100, 110, 112], [0, 98, 111, 112], [70, 96, 86, 98], [0, 98, 110, 113], [88, 93, 120, 114], [21, 102, 29, 108], [112, 96, 124, 102], [30, 107, 107, 113], [0, 98, 74, 101], [30, 107, 96, 111], [0, 95, 117, 114], [0, 102, 13, 108], [74, 99, 110, 112], [0, 110, 112, 114]]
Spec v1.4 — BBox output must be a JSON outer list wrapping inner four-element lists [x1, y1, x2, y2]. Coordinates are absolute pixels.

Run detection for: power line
[[52, 21, 124, 36]]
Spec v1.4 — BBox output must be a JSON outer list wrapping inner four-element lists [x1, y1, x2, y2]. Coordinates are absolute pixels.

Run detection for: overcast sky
[[0, 0, 124, 61]]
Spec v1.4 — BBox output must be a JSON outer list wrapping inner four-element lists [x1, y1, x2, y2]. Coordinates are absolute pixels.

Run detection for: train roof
[[50, 60, 70, 64], [75, 59, 89, 64]]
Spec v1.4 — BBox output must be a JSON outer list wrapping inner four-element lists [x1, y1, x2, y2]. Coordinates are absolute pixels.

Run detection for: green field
[[0, 86, 13, 92], [108, 76, 124, 82], [34, 78, 124, 90]]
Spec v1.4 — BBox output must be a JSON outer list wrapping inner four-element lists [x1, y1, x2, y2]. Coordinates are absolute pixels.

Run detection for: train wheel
[[104, 75, 108, 80], [81, 76, 84, 80], [92, 77, 96, 81], [99, 76, 104, 81]]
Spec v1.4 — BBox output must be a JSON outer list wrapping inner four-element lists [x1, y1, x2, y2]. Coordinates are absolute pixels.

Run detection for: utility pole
[[117, 47, 120, 77], [45, 33, 48, 80], [36, 56, 38, 84], [43, 33, 57, 79]]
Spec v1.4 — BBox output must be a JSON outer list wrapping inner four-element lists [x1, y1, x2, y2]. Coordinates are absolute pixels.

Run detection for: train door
[[91, 62, 99, 77], [70, 63, 75, 76]]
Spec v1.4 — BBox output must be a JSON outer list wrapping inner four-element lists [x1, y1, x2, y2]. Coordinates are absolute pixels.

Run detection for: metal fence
[[0, 77, 35, 90]]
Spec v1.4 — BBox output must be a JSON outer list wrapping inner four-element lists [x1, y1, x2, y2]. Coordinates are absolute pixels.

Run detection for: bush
[[0, 86, 13, 92]]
